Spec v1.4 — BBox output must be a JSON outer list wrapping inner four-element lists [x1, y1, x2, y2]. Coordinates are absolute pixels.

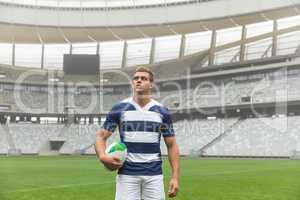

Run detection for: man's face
[[132, 71, 152, 94]]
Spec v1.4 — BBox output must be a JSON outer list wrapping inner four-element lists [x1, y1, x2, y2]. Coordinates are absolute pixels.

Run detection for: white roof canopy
[[0, 5, 300, 43], [1, 0, 199, 8]]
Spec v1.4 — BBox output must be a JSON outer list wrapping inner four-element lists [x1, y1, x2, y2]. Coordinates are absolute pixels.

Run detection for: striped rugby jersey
[[102, 97, 175, 176]]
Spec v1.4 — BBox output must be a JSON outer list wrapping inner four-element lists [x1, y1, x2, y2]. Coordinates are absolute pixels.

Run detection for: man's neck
[[133, 94, 151, 108]]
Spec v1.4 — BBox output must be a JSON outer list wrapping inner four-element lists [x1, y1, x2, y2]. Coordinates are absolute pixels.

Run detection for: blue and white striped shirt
[[102, 97, 175, 176]]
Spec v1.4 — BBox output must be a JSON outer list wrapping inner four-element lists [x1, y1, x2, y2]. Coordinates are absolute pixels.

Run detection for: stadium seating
[[59, 124, 99, 154], [5, 123, 119, 154], [1, 114, 300, 157], [160, 118, 239, 155], [0, 125, 9, 154], [8, 124, 64, 154], [0, 1, 299, 163], [204, 116, 300, 157], [2, 73, 300, 113]]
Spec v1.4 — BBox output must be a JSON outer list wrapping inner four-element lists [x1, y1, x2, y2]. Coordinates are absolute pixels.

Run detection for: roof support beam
[[121, 41, 127, 68], [262, 44, 272, 58], [12, 43, 15, 67], [150, 38, 155, 64], [295, 44, 300, 54], [179, 34, 186, 58], [96, 42, 100, 55], [69, 44, 72, 54], [41, 44, 44, 69], [272, 20, 278, 57], [240, 25, 246, 62], [208, 30, 216, 65]]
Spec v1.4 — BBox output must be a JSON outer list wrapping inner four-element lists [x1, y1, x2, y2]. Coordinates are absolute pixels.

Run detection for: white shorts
[[115, 174, 165, 200]]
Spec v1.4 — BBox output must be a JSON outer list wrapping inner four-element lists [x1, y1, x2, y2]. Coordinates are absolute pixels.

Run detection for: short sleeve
[[160, 107, 175, 137], [101, 104, 121, 133]]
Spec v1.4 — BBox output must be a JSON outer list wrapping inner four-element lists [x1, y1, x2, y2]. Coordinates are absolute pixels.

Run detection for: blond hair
[[134, 65, 154, 82]]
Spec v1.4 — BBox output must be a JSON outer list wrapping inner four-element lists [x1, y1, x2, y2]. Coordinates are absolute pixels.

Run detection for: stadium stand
[[0, 1, 300, 159], [161, 118, 239, 155], [2, 65, 300, 114], [59, 124, 99, 154], [2, 114, 299, 158], [8, 123, 64, 154], [203, 116, 300, 157], [3, 123, 124, 155], [2, 2, 300, 200], [0, 125, 9, 154]]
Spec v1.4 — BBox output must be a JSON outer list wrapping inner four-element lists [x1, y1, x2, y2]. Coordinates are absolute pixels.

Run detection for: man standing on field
[[95, 66, 180, 200]]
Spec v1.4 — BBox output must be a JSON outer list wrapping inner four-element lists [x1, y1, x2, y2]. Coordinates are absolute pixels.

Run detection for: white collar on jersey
[[123, 97, 161, 111]]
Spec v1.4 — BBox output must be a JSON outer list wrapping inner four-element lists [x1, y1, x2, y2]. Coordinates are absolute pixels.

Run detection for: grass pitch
[[0, 156, 299, 200]]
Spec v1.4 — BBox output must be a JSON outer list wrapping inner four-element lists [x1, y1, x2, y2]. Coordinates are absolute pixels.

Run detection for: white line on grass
[[1, 165, 293, 194]]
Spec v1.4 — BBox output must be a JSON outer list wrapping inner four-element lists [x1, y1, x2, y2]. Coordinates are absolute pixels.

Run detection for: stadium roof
[[1, 0, 207, 8], [0, 0, 299, 43]]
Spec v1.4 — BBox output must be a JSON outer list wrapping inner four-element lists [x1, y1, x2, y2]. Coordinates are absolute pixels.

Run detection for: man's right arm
[[95, 129, 122, 170]]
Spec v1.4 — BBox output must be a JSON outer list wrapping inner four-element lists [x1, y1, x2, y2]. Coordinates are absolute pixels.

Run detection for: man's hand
[[168, 177, 179, 198], [164, 136, 180, 198], [100, 154, 122, 171], [95, 129, 122, 171]]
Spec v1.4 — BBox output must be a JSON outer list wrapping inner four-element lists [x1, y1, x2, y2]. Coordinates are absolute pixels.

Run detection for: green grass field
[[0, 156, 299, 200]]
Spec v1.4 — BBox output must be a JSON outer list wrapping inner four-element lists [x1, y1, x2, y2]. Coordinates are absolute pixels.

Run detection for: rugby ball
[[105, 142, 127, 164]]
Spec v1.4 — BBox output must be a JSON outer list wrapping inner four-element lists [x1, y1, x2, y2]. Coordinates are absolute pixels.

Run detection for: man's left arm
[[164, 136, 180, 198]]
